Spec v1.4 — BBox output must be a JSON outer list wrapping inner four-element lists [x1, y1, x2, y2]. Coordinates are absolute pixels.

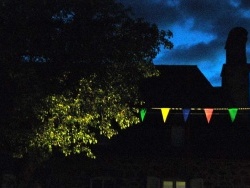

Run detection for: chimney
[[225, 27, 248, 65], [221, 27, 250, 107]]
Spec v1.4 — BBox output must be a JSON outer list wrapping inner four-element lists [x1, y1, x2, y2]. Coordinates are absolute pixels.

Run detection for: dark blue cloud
[[155, 40, 222, 64], [117, 0, 250, 86]]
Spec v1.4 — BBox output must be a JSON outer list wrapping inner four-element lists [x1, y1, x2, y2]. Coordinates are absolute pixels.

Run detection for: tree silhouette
[[0, 0, 173, 160]]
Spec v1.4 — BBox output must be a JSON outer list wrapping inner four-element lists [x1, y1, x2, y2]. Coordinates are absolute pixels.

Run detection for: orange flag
[[204, 108, 213, 123]]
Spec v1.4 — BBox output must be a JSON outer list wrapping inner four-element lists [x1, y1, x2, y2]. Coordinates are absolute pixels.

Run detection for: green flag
[[140, 108, 147, 122], [228, 108, 238, 122]]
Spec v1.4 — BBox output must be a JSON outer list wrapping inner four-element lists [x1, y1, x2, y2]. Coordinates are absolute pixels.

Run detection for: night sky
[[118, 0, 250, 86]]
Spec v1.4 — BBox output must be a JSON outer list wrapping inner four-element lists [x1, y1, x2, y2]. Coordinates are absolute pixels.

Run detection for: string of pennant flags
[[140, 107, 250, 123]]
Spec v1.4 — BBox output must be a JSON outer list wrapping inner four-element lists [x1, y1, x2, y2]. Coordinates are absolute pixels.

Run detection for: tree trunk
[[17, 158, 39, 188]]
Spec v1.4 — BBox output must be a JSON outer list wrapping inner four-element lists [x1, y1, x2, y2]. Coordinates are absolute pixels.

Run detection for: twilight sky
[[118, 0, 250, 86]]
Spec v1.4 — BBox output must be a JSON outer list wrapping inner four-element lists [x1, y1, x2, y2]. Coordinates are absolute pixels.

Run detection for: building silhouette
[[222, 27, 250, 107], [11, 27, 250, 188], [87, 27, 250, 188], [143, 27, 250, 108]]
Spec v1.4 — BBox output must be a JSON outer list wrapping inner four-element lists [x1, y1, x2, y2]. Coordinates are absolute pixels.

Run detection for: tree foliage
[[0, 0, 173, 158]]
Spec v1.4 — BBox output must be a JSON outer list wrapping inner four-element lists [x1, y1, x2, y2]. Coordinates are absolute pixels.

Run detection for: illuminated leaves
[[31, 72, 142, 158], [0, 0, 171, 159]]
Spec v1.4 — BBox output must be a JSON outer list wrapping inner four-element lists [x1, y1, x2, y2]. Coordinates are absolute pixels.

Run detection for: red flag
[[204, 108, 213, 123]]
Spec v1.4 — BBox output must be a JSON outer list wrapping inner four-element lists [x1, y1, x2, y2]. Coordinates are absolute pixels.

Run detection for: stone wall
[[23, 157, 250, 188], [81, 157, 250, 188]]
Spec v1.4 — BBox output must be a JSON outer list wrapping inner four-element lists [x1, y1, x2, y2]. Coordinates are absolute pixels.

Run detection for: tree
[[0, 0, 173, 160]]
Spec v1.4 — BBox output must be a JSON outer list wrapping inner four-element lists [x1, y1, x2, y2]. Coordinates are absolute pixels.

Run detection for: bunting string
[[139, 107, 250, 123]]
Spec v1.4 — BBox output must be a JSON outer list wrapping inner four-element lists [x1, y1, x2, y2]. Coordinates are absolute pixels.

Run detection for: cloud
[[154, 39, 223, 64], [241, 0, 250, 8], [153, 38, 227, 86], [119, 0, 250, 40], [118, 0, 250, 86], [118, 0, 184, 27]]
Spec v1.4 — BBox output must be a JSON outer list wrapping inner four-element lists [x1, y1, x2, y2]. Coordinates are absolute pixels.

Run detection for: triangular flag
[[204, 108, 213, 123], [228, 108, 238, 122], [182, 108, 190, 122], [161, 108, 170, 123], [140, 108, 147, 122]]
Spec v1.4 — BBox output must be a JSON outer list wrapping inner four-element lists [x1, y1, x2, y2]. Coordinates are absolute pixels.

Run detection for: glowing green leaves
[[32, 72, 142, 159]]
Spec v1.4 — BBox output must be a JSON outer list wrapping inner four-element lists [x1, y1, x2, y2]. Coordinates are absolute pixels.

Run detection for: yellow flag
[[161, 108, 170, 123]]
